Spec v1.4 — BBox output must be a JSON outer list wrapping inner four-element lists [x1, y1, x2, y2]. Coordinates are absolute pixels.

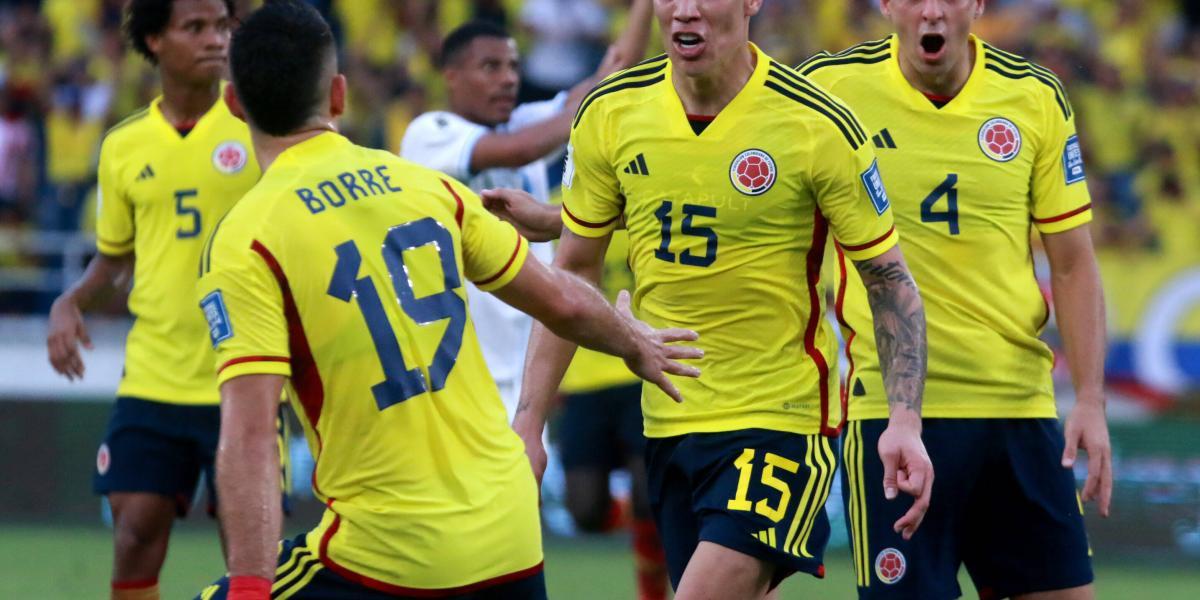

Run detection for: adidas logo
[[136, 164, 155, 181], [753, 528, 778, 548], [622, 153, 650, 176], [871, 129, 897, 149]]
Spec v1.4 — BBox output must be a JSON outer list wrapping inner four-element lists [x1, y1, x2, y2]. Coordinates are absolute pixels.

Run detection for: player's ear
[[224, 84, 246, 123], [145, 33, 162, 58], [975, 0, 986, 19], [745, 0, 764, 18], [879, 0, 893, 18], [329, 73, 347, 120]]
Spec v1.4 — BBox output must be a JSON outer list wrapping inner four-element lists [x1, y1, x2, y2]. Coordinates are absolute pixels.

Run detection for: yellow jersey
[[96, 93, 258, 405], [560, 230, 640, 394], [563, 45, 898, 438], [803, 35, 1093, 420], [196, 132, 541, 593]]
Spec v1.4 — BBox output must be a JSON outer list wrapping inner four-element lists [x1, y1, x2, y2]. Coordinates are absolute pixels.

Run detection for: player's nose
[[919, 0, 945, 21], [673, 0, 701, 22]]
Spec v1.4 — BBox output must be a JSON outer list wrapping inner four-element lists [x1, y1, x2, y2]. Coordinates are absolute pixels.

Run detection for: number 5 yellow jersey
[[196, 132, 541, 593], [96, 93, 259, 405], [563, 45, 898, 438], [803, 35, 1093, 420]]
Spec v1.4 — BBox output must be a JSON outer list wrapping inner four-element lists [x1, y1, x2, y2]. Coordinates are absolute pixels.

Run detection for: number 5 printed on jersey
[[327, 217, 466, 410]]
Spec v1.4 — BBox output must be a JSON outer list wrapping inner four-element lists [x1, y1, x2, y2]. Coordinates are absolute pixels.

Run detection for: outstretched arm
[[854, 245, 932, 540], [1043, 225, 1111, 517], [46, 252, 134, 380]]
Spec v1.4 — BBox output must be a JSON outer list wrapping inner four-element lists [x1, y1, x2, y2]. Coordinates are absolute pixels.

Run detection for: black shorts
[[645, 428, 837, 591], [196, 532, 548, 600], [559, 382, 644, 471], [841, 419, 1093, 600], [94, 396, 290, 517]]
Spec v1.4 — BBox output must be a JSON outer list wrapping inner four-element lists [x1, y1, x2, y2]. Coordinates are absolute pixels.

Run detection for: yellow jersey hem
[[216, 358, 292, 386], [1034, 205, 1093, 234], [473, 234, 528, 292], [96, 238, 134, 256], [114, 384, 220, 405], [846, 405, 1059, 421], [644, 418, 823, 438], [839, 226, 899, 262], [561, 204, 619, 238]]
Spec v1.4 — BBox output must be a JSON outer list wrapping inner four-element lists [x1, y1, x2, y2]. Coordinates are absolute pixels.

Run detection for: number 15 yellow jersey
[[197, 132, 541, 593]]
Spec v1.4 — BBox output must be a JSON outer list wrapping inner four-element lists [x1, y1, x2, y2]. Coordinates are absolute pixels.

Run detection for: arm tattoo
[[858, 260, 927, 414]]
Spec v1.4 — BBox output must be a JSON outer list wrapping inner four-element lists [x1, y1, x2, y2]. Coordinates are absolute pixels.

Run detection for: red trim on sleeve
[[441, 179, 464, 228], [217, 355, 289, 375], [475, 235, 524, 286], [832, 244, 854, 433], [839, 225, 895, 253], [1033, 203, 1092, 224], [318, 500, 544, 598], [250, 239, 326, 497], [111, 578, 157, 590], [803, 208, 835, 437], [563, 204, 620, 229]]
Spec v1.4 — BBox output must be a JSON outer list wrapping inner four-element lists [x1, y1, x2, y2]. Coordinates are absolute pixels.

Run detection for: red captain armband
[[228, 576, 272, 600]]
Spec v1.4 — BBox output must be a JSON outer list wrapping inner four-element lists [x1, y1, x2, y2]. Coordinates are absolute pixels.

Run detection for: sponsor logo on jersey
[[1062, 134, 1086, 184], [860, 159, 891, 215], [978, 117, 1022, 162], [729, 149, 776, 196], [200, 290, 234, 347], [96, 443, 110, 475], [563, 143, 576, 190], [213, 141, 249, 174], [875, 548, 907, 584]]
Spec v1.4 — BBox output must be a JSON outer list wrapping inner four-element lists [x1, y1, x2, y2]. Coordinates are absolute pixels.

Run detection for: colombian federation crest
[[729, 149, 777, 196], [213, 141, 249, 174], [96, 443, 111, 475], [978, 117, 1022, 162], [875, 548, 907, 584]]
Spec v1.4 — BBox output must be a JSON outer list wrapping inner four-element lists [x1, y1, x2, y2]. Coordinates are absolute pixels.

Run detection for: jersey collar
[[886, 33, 986, 113], [661, 42, 771, 137], [148, 81, 231, 141], [273, 131, 348, 170]]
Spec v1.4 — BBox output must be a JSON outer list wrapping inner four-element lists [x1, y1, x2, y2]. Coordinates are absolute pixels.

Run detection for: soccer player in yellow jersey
[[193, 3, 700, 599], [801, 1, 1112, 598], [509, 1, 934, 597], [45, 2, 254, 599]]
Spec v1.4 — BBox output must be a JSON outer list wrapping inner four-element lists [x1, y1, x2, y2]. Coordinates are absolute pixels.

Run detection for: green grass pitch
[[2, 524, 1196, 598]]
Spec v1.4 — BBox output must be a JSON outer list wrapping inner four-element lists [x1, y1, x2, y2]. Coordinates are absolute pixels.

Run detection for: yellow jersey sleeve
[[95, 139, 134, 255], [1031, 103, 1092, 233], [198, 234, 292, 386], [446, 177, 529, 292], [810, 125, 898, 261], [561, 108, 622, 238]]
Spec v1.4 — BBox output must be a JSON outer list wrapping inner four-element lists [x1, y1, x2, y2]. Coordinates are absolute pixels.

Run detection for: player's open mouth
[[673, 32, 706, 60], [919, 34, 946, 60]]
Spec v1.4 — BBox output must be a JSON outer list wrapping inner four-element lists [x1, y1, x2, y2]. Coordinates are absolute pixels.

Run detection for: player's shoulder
[[404, 110, 482, 140], [572, 53, 670, 130], [979, 40, 1073, 120], [759, 60, 870, 151], [794, 36, 893, 85], [100, 105, 156, 154]]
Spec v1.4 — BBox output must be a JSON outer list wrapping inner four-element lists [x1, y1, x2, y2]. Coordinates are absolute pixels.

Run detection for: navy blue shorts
[[645, 428, 837, 591], [559, 382, 644, 471], [196, 532, 547, 600], [94, 396, 291, 517], [841, 419, 1093, 600]]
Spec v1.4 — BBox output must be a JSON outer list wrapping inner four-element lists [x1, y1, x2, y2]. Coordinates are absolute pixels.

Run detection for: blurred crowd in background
[[1, 0, 1199, 312]]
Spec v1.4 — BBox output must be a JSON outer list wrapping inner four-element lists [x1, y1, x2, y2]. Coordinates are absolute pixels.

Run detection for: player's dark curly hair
[[123, 0, 237, 64], [230, 0, 335, 136]]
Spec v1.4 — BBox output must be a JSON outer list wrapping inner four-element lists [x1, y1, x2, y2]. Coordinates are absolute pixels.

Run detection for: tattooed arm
[[854, 245, 933, 540]]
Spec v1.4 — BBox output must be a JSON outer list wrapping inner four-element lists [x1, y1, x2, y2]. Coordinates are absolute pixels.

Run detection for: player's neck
[[671, 44, 756, 117], [158, 75, 221, 127], [251, 122, 338, 172], [898, 40, 975, 99]]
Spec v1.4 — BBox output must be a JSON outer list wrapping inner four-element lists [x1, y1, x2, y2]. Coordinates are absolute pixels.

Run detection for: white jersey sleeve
[[399, 111, 488, 181], [507, 92, 568, 131]]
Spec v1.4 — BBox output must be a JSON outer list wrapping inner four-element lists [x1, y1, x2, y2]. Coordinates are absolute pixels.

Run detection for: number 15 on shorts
[[726, 438, 837, 557]]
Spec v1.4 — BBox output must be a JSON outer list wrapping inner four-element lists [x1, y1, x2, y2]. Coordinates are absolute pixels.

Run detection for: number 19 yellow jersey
[[804, 35, 1093, 420], [563, 45, 898, 437], [196, 132, 541, 593]]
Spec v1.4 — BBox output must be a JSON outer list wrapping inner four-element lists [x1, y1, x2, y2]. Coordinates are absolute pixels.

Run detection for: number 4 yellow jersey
[[803, 35, 1093, 420], [96, 93, 259, 405], [563, 45, 898, 438], [196, 133, 541, 593]]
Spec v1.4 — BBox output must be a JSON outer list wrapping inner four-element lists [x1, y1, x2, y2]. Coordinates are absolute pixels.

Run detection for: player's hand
[[480, 188, 561, 242], [514, 422, 548, 493], [1062, 397, 1112, 517], [878, 418, 933, 540], [615, 290, 702, 403], [46, 296, 92, 381]]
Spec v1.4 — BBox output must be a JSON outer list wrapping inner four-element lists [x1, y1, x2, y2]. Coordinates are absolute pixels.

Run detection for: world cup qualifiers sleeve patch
[[562, 143, 576, 190], [860, 159, 891, 215], [1062, 135, 1086, 185], [200, 290, 234, 348]]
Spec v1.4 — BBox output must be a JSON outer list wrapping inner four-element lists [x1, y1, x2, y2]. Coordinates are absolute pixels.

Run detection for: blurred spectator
[[0, 85, 37, 219], [40, 74, 105, 232], [519, 0, 609, 101]]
